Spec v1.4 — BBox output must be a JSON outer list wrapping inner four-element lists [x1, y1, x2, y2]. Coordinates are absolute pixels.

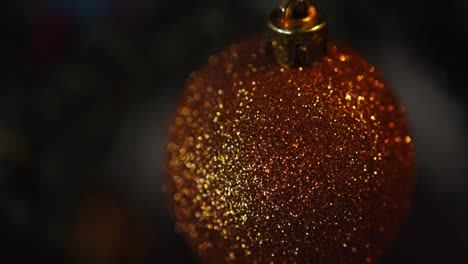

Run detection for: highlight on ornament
[[164, 0, 415, 263]]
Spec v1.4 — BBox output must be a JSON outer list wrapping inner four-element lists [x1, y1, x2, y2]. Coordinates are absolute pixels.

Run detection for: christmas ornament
[[164, 0, 415, 263]]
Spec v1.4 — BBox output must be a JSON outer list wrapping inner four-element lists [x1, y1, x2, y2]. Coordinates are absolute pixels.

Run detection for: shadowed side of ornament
[[164, 1, 415, 263]]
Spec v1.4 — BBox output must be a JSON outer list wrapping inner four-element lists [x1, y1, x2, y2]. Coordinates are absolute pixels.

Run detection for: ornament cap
[[267, 0, 327, 68]]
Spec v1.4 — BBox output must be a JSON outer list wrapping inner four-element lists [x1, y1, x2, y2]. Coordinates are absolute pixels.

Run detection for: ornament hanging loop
[[267, 0, 327, 68]]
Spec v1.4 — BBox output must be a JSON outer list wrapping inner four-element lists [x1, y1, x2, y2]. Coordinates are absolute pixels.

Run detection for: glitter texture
[[165, 37, 415, 263]]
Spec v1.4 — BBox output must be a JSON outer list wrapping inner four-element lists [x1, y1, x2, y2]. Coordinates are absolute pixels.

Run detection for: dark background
[[1, 0, 465, 263]]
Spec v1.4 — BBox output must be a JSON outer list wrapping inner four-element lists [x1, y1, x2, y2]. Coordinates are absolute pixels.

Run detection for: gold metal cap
[[267, 0, 327, 68]]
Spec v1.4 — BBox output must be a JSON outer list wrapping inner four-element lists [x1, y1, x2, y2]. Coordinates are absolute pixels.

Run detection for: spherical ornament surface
[[165, 37, 415, 263]]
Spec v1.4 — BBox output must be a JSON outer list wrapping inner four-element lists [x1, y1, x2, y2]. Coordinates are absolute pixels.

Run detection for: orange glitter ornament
[[165, 1, 415, 263]]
